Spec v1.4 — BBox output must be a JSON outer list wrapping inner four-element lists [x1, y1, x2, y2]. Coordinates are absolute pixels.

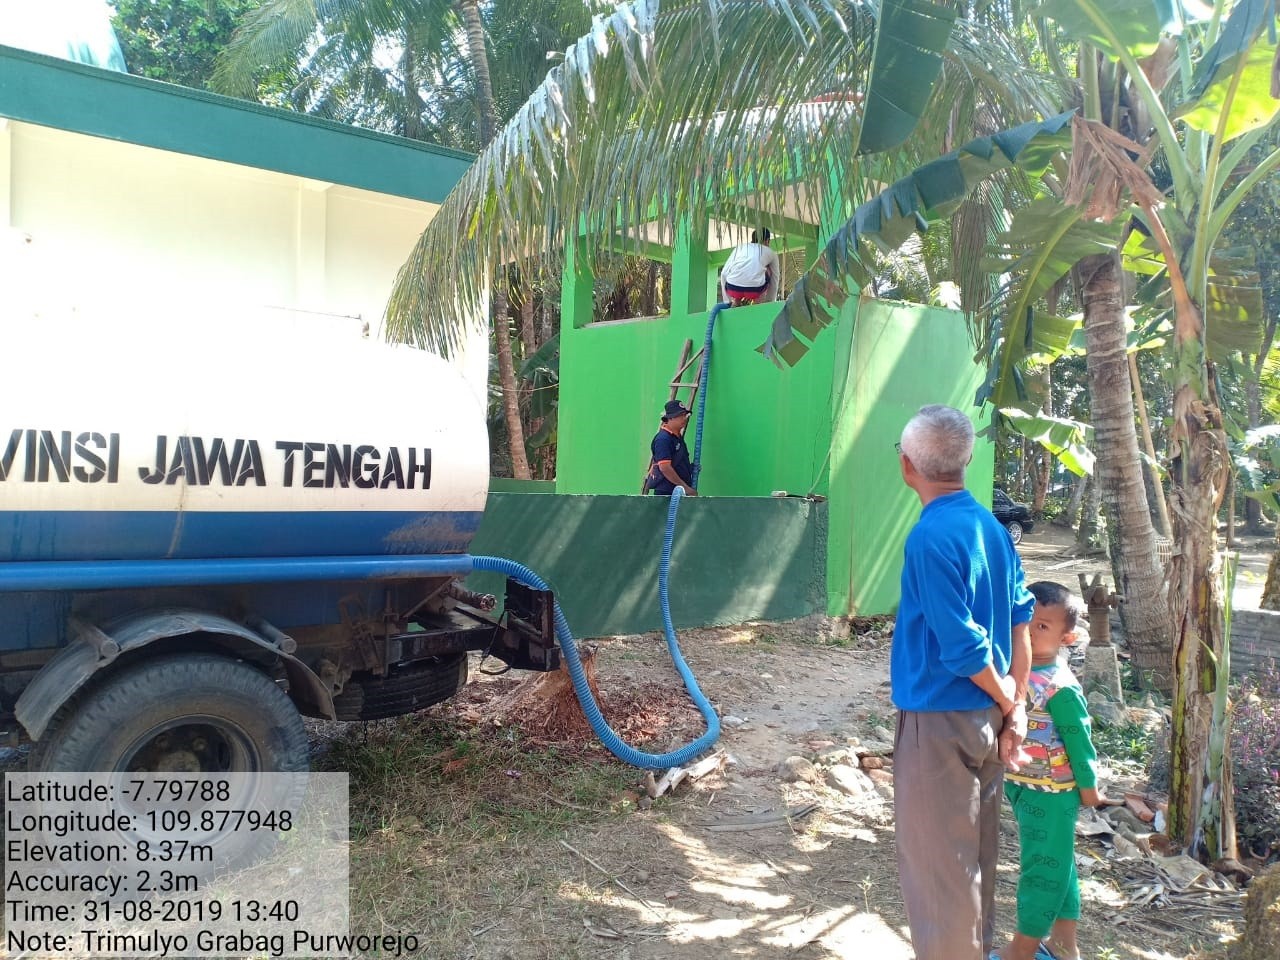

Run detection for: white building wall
[[1, 120, 440, 343]]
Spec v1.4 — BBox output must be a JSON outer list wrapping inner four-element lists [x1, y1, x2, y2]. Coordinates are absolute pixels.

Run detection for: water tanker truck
[[0, 318, 560, 774]]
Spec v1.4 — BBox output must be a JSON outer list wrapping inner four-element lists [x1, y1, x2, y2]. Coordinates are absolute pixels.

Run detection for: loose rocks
[[778, 755, 822, 784]]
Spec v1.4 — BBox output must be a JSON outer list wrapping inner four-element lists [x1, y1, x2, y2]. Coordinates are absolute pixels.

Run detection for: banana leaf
[[1123, 238, 1265, 359], [758, 111, 1075, 365], [519, 333, 561, 379], [1034, 0, 1181, 60], [1000, 407, 1096, 476], [1178, 0, 1280, 143], [978, 197, 1124, 408], [858, 0, 958, 154]]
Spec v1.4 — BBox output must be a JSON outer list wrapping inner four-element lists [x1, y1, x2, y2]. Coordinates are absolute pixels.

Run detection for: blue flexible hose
[[472, 488, 720, 770], [691, 302, 729, 489]]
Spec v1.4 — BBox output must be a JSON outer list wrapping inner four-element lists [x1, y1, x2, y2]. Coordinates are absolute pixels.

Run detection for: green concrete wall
[[555, 300, 838, 498], [553, 294, 992, 618], [467, 493, 826, 637], [829, 300, 994, 615]]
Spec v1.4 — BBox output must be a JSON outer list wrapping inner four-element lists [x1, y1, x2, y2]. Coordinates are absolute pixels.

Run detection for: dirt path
[[1016, 523, 1273, 612], [391, 612, 1235, 960], [433, 623, 914, 960], [4, 521, 1256, 957]]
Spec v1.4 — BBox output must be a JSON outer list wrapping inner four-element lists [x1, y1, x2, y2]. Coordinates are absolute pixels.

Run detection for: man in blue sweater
[[892, 405, 1034, 960]]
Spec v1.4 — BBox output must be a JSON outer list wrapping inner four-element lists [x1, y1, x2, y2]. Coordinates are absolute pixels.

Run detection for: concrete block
[[1083, 643, 1124, 701]]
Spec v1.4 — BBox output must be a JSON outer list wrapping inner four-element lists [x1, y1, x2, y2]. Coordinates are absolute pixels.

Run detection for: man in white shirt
[[720, 229, 781, 306]]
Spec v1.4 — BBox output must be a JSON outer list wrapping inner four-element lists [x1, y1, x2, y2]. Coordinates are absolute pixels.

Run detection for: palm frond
[[385, 0, 1059, 356], [212, 0, 457, 97], [978, 195, 1125, 408], [757, 111, 1075, 366]]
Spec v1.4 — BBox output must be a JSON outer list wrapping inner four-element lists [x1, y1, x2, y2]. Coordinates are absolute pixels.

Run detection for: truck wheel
[[31, 652, 308, 774], [1005, 520, 1024, 545], [332, 652, 467, 721], [29, 653, 309, 872]]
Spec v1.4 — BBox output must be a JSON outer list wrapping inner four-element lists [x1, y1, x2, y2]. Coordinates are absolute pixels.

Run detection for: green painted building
[[547, 205, 993, 620]]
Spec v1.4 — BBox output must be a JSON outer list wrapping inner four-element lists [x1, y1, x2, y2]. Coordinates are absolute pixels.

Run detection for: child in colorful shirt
[[994, 581, 1105, 960]]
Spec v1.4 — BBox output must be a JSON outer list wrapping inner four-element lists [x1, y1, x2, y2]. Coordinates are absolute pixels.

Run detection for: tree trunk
[[1244, 371, 1264, 535], [1032, 448, 1052, 518], [1263, 544, 1280, 611], [643, 260, 658, 317], [1129, 350, 1172, 537], [457, 0, 496, 147], [1056, 472, 1087, 529], [1033, 367, 1054, 519], [1013, 438, 1029, 500], [1076, 475, 1108, 555], [518, 286, 537, 356], [1238, 865, 1280, 960], [455, 0, 520, 477], [539, 269, 555, 345], [1225, 468, 1236, 548], [399, 29, 426, 141], [494, 286, 531, 479], [480, 648, 603, 740], [1166, 366, 1236, 862], [1081, 254, 1170, 690]]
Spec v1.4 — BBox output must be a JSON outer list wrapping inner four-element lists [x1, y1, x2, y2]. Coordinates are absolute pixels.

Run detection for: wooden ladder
[[642, 339, 704, 494], [669, 338, 705, 410]]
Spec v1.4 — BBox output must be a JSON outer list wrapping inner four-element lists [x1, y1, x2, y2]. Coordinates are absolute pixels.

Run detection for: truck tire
[[31, 652, 308, 774], [28, 653, 309, 873], [331, 652, 467, 721]]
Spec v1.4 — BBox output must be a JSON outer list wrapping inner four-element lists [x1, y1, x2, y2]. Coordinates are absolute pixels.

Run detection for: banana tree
[[760, 0, 1277, 860], [999, 0, 1280, 861]]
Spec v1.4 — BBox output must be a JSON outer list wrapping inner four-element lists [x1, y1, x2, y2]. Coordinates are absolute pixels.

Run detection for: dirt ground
[[1016, 522, 1274, 613], [2, 524, 1266, 959], [337, 519, 1260, 960]]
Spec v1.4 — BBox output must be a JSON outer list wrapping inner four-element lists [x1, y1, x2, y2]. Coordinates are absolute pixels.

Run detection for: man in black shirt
[[645, 400, 697, 496]]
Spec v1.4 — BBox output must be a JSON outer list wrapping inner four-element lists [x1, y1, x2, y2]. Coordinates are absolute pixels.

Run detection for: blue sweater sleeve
[[1011, 551, 1035, 625], [907, 539, 993, 677]]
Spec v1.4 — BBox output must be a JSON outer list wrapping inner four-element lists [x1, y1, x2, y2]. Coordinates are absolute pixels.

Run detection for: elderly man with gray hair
[[891, 404, 1034, 960]]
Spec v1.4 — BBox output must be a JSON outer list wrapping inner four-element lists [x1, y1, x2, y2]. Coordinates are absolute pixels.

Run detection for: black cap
[[663, 400, 692, 420]]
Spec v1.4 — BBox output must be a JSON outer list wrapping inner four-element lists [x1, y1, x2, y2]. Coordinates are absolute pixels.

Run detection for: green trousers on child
[[1005, 782, 1081, 939]]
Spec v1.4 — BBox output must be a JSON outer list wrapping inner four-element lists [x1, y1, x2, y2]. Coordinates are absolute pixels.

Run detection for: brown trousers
[[894, 706, 1005, 960]]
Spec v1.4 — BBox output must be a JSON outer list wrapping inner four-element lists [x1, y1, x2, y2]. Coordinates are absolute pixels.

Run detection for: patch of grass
[[316, 715, 635, 949], [1092, 719, 1154, 767], [1118, 659, 1161, 695], [789, 632, 854, 648], [865, 711, 894, 734]]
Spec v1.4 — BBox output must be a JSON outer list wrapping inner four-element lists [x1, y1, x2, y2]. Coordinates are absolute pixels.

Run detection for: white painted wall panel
[[1, 121, 439, 339]]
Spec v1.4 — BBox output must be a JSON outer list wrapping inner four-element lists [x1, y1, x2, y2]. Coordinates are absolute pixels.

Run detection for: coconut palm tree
[[382, 0, 1060, 351], [215, 0, 601, 478]]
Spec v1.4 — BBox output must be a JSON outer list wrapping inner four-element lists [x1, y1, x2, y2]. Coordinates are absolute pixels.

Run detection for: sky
[[0, 0, 126, 71]]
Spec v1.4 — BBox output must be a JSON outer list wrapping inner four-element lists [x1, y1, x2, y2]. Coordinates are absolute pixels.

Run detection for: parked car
[[992, 489, 1036, 544]]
